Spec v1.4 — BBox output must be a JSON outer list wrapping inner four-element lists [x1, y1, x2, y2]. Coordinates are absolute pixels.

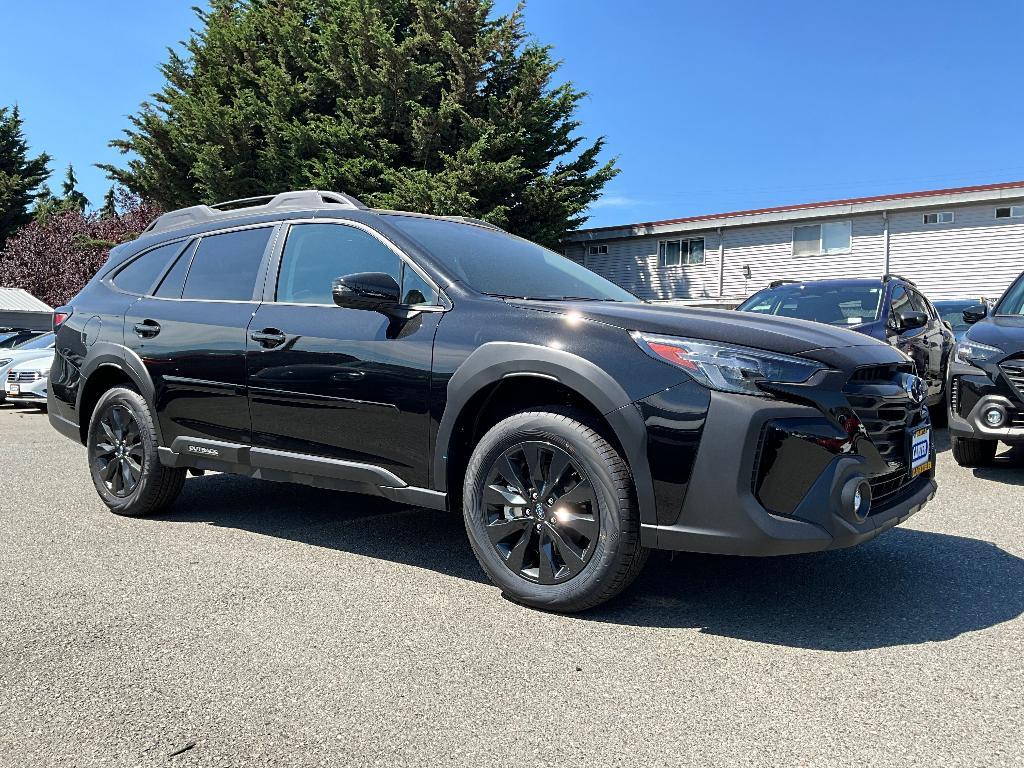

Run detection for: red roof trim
[[577, 179, 1024, 235]]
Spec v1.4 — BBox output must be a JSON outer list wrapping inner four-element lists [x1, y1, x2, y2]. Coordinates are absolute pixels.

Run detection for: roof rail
[[144, 189, 368, 235], [769, 279, 800, 288], [440, 215, 503, 231], [882, 273, 917, 286]]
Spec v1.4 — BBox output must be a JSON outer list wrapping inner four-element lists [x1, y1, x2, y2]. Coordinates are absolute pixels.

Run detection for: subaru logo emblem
[[901, 374, 926, 404]]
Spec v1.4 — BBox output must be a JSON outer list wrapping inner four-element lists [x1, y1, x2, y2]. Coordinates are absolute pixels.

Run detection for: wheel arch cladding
[[77, 346, 159, 444], [435, 342, 657, 525]]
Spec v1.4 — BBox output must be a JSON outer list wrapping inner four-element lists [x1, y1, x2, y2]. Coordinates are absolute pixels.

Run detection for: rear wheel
[[462, 409, 647, 612], [951, 435, 997, 467], [87, 387, 185, 516]]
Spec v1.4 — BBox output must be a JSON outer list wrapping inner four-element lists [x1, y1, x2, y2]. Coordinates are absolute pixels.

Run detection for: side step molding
[[158, 437, 448, 511]]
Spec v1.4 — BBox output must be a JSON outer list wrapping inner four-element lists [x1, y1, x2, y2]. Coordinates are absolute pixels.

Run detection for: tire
[[462, 409, 648, 612], [87, 386, 186, 516], [951, 435, 997, 467]]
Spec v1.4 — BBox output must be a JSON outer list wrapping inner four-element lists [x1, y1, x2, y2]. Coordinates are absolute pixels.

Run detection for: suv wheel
[[87, 387, 186, 516], [462, 409, 647, 612], [951, 435, 998, 467]]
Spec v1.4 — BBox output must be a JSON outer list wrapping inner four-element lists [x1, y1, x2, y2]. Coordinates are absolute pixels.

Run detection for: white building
[[564, 180, 1024, 305]]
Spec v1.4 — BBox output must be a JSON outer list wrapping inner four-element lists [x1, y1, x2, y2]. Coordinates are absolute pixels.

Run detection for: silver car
[[0, 333, 55, 407]]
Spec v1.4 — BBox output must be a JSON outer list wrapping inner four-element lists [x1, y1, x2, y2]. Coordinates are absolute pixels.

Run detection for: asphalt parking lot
[[1, 403, 1022, 767]]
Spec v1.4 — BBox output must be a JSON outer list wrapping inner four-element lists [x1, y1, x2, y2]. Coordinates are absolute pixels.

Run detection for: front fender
[[434, 341, 657, 526]]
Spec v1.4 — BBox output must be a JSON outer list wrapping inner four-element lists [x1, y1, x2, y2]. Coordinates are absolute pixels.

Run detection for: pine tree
[[99, 186, 118, 218], [60, 164, 90, 213], [102, 0, 617, 246], [0, 105, 51, 246]]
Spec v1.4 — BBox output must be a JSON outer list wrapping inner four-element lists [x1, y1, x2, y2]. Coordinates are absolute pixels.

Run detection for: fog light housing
[[983, 407, 1005, 427], [840, 477, 872, 523]]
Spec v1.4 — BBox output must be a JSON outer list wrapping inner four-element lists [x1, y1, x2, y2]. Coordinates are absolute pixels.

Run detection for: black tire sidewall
[[463, 411, 635, 610], [87, 387, 163, 515]]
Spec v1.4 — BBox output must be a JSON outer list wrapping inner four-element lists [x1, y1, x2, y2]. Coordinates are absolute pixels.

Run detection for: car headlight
[[35, 369, 49, 379], [955, 339, 1003, 366], [632, 332, 825, 396], [0, 359, 11, 368]]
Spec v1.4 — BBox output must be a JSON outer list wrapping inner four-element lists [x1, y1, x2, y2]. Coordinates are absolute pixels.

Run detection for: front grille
[[6, 370, 41, 384], [849, 363, 911, 383], [844, 365, 927, 467], [869, 468, 912, 506], [1001, 361, 1024, 402]]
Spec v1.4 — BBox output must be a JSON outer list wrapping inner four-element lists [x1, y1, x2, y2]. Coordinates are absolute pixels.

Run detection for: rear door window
[[182, 227, 274, 301], [112, 241, 187, 295]]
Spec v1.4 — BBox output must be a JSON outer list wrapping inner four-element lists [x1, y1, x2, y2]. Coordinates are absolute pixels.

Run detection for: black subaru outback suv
[[49, 191, 937, 611], [947, 270, 1024, 466]]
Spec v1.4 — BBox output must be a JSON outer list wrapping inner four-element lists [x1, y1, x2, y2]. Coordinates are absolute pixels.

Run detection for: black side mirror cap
[[897, 310, 928, 331], [962, 304, 988, 324], [332, 272, 401, 313]]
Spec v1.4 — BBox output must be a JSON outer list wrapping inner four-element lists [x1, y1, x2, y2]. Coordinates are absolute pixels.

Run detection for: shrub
[[0, 191, 160, 307]]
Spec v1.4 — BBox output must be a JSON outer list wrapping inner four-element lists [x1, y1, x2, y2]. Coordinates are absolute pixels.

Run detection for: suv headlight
[[0, 358, 11, 368], [955, 339, 1003, 366], [632, 332, 824, 396]]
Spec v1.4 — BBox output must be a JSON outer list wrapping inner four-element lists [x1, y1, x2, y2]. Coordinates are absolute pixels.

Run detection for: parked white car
[[4, 349, 54, 410], [0, 332, 55, 405]]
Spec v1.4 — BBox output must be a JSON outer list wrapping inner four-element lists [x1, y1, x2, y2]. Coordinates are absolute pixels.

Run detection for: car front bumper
[[4, 378, 48, 402], [947, 360, 1024, 443], [639, 388, 936, 556]]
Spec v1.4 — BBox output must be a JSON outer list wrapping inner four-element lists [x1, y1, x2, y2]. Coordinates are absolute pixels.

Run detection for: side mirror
[[897, 310, 928, 331], [332, 272, 401, 313], [962, 304, 988, 324]]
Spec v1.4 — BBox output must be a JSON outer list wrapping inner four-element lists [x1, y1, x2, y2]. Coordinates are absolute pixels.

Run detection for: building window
[[923, 211, 954, 224], [588, 244, 608, 256], [792, 221, 851, 256], [995, 205, 1024, 219], [658, 238, 705, 267]]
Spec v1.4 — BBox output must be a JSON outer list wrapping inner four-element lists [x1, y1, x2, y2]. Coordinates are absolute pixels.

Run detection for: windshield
[[996, 274, 1024, 316], [737, 283, 883, 326], [933, 300, 976, 331], [15, 333, 54, 350], [385, 215, 639, 302]]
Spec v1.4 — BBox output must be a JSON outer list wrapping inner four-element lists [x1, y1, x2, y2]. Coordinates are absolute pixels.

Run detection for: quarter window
[[276, 223, 401, 305], [792, 221, 851, 256], [111, 241, 186, 295], [658, 238, 705, 267], [995, 205, 1024, 219], [181, 227, 273, 301], [923, 211, 954, 224]]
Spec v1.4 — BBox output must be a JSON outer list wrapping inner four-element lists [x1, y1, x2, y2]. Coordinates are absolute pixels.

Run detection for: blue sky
[[2, 0, 1022, 229]]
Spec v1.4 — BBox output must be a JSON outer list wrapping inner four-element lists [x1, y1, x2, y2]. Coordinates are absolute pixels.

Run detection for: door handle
[[251, 328, 287, 348], [133, 320, 161, 338]]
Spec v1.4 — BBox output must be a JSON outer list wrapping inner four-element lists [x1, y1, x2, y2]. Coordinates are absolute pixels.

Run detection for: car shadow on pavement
[[162, 473, 1024, 652]]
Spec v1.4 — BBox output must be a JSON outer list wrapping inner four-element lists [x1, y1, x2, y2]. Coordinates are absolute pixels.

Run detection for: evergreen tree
[[0, 105, 51, 245], [60, 164, 90, 213], [99, 186, 118, 218], [102, 0, 617, 246]]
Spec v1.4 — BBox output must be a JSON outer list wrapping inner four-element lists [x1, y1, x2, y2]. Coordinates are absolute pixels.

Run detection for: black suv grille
[[844, 364, 926, 467], [1000, 360, 1024, 402]]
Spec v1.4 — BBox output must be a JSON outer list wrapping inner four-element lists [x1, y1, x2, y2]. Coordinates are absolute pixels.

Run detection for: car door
[[907, 288, 946, 399], [245, 220, 442, 487], [124, 224, 278, 446]]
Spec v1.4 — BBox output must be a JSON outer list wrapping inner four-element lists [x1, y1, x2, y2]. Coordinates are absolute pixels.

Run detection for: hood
[[0, 348, 54, 368], [509, 300, 898, 357], [963, 314, 1024, 359]]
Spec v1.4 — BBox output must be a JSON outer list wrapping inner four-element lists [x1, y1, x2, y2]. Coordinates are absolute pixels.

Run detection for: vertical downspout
[[882, 210, 890, 275], [717, 226, 725, 300]]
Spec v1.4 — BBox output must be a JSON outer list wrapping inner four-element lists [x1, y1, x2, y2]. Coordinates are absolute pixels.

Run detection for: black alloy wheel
[[92, 404, 145, 497], [481, 440, 601, 585]]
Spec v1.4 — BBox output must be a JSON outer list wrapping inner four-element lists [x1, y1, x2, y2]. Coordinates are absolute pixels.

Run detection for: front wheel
[[462, 409, 647, 612], [87, 387, 186, 516], [951, 435, 997, 467]]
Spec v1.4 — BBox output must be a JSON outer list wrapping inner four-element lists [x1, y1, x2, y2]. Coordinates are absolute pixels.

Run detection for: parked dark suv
[[49, 191, 937, 611], [736, 276, 955, 414], [947, 271, 1024, 466]]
